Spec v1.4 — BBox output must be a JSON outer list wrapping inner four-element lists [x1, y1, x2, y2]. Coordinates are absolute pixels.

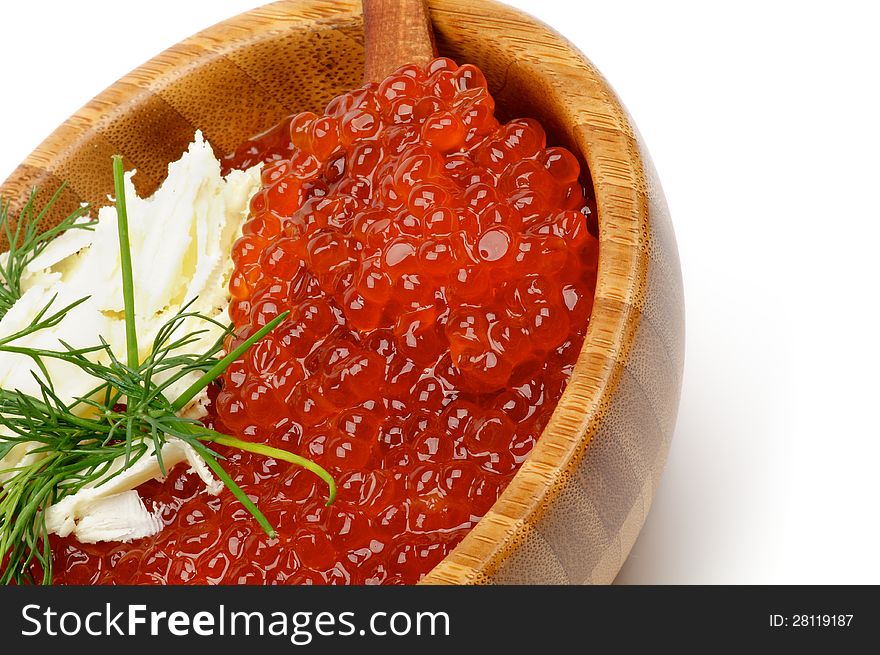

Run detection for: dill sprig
[[0, 185, 93, 319], [0, 162, 336, 585]]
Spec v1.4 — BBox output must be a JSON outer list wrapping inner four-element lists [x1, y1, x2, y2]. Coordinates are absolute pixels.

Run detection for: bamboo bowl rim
[[0, 0, 649, 584]]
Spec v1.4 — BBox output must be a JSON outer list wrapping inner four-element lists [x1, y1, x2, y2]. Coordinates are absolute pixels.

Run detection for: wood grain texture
[[362, 0, 437, 82], [0, 0, 684, 584]]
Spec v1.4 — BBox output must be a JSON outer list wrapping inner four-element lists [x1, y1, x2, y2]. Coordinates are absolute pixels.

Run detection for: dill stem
[[201, 429, 336, 505], [170, 310, 290, 413], [112, 155, 138, 368], [176, 432, 276, 539]]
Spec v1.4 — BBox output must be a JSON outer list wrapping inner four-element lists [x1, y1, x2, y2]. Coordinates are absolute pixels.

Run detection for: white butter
[[50, 492, 163, 544], [43, 437, 223, 543], [0, 132, 261, 543]]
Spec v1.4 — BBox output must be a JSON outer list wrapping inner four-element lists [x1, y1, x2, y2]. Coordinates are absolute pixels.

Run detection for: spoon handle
[[362, 0, 437, 83]]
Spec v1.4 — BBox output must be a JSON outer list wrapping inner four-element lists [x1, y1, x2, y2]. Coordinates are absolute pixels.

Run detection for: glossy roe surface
[[53, 58, 598, 585]]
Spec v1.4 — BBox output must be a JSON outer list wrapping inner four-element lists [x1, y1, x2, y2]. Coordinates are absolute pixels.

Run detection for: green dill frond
[[0, 186, 94, 319], [0, 167, 333, 585]]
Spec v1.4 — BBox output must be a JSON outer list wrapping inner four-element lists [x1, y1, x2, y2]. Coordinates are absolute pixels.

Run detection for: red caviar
[[51, 58, 598, 585]]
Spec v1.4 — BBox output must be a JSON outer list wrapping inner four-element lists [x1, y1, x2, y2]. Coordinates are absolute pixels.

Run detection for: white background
[[1, 1, 878, 584]]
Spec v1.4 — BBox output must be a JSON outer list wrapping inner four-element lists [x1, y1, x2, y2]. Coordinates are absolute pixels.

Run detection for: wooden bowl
[[0, 0, 684, 584]]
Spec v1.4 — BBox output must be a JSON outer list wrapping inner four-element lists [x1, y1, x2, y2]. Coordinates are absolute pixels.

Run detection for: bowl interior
[[0, 0, 596, 238]]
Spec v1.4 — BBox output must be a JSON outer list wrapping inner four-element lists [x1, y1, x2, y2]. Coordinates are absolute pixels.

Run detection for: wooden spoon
[[362, 0, 437, 83]]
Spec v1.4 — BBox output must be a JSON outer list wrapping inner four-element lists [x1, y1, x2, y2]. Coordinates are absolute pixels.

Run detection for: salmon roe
[[51, 58, 599, 585]]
